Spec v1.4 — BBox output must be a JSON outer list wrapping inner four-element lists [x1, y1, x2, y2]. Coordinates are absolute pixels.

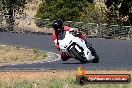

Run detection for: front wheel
[[70, 46, 88, 63]]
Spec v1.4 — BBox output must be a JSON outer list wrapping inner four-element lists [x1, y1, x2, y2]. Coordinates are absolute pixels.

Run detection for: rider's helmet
[[52, 20, 63, 32]]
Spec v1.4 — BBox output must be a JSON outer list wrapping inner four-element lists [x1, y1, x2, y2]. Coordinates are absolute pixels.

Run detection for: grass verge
[[0, 70, 131, 88], [0, 45, 48, 64]]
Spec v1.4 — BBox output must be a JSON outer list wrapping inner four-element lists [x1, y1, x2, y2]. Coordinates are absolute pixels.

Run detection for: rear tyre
[[70, 46, 88, 63], [89, 47, 99, 63], [92, 54, 99, 63], [85, 40, 99, 63]]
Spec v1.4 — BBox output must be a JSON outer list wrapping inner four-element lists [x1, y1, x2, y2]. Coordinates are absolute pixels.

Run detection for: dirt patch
[[0, 45, 48, 65], [0, 70, 131, 81], [0, 70, 131, 88]]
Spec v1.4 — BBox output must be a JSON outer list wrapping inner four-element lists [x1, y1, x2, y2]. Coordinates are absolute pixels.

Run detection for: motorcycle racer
[[52, 20, 87, 61]]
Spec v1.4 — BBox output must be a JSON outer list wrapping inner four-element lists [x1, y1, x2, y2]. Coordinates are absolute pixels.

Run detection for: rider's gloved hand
[[70, 28, 79, 32]]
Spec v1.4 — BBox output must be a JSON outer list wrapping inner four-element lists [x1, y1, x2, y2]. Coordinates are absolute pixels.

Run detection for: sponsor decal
[[76, 66, 131, 85]]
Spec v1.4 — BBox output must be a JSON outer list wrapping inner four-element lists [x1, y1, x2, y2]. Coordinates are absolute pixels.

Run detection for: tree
[[1, 0, 27, 31], [105, 0, 132, 25], [35, 0, 95, 21]]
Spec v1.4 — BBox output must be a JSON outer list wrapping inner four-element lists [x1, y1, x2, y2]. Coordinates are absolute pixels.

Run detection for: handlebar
[[70, 31, 80, 36]]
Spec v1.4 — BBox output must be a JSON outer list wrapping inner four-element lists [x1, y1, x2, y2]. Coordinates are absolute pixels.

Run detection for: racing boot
[[61, 52, 71, 61]]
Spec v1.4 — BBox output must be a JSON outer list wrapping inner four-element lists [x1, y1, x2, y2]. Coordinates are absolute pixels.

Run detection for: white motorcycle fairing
[[58, 31, 94, 61]]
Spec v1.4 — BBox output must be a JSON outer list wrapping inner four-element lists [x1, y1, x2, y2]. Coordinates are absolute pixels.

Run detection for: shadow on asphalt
[[61, 61, 100, 64], [61, 62, 88, 64]]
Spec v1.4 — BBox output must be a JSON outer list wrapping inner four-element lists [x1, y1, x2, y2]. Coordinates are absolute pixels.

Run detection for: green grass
[[47, 78, 63, 88], [0, 76, 131, 88], [0, 80, 36, 88]]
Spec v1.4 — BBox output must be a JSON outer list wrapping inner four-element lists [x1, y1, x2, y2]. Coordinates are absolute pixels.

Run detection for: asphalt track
[[0, 32, 132, 70]]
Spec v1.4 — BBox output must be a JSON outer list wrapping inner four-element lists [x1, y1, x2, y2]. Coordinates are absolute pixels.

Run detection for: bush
[[35, 0, 95, 21]]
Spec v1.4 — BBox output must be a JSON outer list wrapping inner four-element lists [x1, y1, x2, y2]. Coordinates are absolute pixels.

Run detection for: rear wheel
[[85, 40, 99, 63], [70, 46, 88, 63], [92, 54, 99, 63], [89, 47, 99, 63]]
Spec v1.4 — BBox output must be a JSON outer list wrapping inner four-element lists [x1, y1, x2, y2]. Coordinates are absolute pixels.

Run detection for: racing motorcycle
[[58, 31, 99, 63]]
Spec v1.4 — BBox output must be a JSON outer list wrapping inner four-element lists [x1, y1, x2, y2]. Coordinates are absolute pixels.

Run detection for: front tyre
[[70, 46, 88, 63]]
